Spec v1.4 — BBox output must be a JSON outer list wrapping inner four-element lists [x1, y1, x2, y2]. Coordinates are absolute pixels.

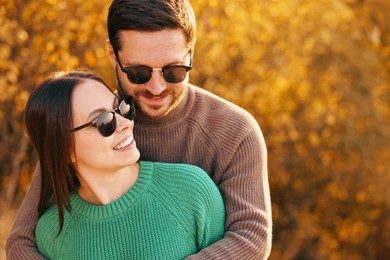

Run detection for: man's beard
[[115, 66, 187, 118]]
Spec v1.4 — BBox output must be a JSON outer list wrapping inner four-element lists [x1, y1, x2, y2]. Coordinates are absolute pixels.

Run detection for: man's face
[[109, 28, 192, 118]]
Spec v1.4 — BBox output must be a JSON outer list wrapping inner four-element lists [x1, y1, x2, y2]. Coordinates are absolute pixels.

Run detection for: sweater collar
[[71, 161, 153, 219]]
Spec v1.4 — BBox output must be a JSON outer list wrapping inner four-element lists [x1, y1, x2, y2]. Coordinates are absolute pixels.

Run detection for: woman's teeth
[[114, 137, 132, 150]]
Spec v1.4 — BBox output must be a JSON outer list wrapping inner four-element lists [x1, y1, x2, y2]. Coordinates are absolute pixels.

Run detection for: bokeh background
[[1, 0, 390, 259]]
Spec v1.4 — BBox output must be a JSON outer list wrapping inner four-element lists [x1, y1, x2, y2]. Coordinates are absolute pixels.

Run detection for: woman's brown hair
[[25, 69, 112, 235]]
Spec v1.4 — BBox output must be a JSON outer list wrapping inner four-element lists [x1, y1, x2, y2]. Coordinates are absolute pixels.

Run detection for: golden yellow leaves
[[0, 0, 389, 257], [191, 0, 390, 257]]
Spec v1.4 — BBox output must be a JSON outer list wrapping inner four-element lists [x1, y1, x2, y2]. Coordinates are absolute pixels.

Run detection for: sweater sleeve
[[155, 163, 226, 250], [35, 206, 59, 260], [189, 168, 226, 250], [186, 116, 272, 260], [6, 163, 45, 260]]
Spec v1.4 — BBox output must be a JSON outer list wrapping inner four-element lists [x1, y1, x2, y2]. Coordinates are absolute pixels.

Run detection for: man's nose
[[145, 69, 166, 96]]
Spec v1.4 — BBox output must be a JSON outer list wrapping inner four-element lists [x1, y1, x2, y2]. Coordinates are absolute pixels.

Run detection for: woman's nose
[[116, 113, 134, 133]]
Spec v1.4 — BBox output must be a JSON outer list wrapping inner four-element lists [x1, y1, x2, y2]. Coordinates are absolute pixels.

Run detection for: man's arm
[[186, 120, 272, 260], [6, 164, 45, 260]]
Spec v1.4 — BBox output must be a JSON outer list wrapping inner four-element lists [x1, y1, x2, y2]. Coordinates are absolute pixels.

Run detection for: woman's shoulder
[[36, 197, 75, 231], [149, 161, 212, 183], [143, 161, 224, 220], [36, 202, 73, 258], [142, 161, 219, 198], [36, 205, 58, 235]]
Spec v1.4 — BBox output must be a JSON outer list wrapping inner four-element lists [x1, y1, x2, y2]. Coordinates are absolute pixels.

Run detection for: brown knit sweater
[[6, 85, 272, 260]]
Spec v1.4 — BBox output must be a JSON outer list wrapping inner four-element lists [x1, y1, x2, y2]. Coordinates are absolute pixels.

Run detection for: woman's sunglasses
[[115, 50, 192, 84], [71, 96, 135, 137]]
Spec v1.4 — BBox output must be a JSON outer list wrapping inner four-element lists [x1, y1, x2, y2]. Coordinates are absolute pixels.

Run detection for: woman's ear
[[70, 150, 76, 164]]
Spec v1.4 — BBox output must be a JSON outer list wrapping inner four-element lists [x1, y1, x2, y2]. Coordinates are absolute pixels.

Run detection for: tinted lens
[[125, 67, 152, 84], [118, 96, 135, 120], [124, 66, 190, 84], [162, 66, 189, 83], [95, 112, 116, 137]]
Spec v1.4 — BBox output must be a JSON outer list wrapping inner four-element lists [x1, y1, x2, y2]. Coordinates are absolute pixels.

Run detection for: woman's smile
[[114, 135, 135, 150]]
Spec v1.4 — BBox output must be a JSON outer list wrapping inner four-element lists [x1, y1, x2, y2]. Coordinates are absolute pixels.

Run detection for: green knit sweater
[[35, 161, 225, 260]]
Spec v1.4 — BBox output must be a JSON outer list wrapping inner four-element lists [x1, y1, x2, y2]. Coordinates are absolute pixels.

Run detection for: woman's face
[[71, 79, 140, 176]]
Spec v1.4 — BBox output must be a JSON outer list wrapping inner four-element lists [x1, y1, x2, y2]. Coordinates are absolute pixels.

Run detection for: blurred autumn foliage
[[1, 0, 390, 259]]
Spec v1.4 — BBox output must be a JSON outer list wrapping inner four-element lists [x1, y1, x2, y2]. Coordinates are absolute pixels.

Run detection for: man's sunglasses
[[114, 50, 192, 84], [71, 96, 135, 137]]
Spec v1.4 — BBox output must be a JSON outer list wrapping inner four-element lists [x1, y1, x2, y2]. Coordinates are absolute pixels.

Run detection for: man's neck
[[162, 87, 188, 117]]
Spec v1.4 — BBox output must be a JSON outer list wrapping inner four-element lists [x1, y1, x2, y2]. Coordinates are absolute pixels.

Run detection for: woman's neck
[[77, 163, 140, 205]]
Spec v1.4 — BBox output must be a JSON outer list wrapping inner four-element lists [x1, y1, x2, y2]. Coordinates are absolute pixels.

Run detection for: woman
[[25, 70, 225, 259]]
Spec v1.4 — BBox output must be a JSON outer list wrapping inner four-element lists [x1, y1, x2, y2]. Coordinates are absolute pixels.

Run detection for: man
[[6, 0, 272, 259]]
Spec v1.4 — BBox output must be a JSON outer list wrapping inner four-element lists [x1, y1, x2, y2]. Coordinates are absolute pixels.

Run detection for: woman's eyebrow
[[87, 107, 107, 121], [86, 96, 117, 121]]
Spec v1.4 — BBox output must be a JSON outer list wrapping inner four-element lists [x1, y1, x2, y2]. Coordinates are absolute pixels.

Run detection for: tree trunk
[[5, 133, 29, 206]]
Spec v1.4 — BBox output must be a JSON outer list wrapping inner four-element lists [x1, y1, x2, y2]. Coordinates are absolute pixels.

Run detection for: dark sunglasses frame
[[114, 49, 192, 84], [71, 96, 135, 137]]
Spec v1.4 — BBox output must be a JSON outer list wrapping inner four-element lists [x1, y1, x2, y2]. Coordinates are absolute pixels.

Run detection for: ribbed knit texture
[[6, 85, 272, 260], [35, 161, 225, 259]]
